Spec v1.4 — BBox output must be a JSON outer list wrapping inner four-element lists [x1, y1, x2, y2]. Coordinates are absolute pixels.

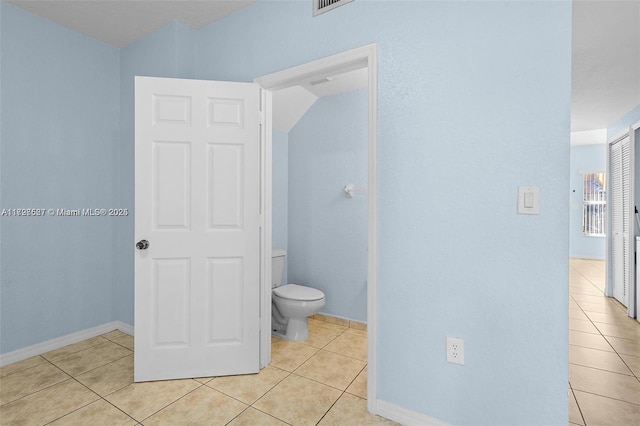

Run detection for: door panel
[[153, 259, 190, 347], [208, 144, 244, 228], [135, 76, 261, 382], [153, 141, 191, 229], [206, 257, 244, 344]]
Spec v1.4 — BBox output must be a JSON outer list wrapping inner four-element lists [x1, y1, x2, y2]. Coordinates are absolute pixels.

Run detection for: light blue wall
[[272, 128, 288, 285], [1, 1, 572, 424], [193, 1, 571, 424], [288, 90, 367, 322], [569, 144, 606, 259], [0, 3, 120, 353], [115, 21, 198, 325]]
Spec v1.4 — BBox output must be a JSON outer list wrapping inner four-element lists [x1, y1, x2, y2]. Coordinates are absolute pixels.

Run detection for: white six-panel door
[[134, 76, 261, 381]]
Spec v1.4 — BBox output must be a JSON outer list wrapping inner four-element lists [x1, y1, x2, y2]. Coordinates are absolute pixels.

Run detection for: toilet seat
[[273, 284, 324, 301]]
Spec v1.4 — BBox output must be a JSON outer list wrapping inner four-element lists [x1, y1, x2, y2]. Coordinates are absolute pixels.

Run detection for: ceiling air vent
[[313, 0, 354, 16]]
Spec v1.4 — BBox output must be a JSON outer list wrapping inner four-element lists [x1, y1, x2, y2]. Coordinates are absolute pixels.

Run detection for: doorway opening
[[256, 43, 379, 411]]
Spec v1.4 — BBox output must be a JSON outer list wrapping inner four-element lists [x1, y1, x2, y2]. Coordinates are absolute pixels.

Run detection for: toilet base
[[271, 291, 325, 342], [271, 330, 287, 340], [283, 317, 309, 341], [272, 317, 309, 341]]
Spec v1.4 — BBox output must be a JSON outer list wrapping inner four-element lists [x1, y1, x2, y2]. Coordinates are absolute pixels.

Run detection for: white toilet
[[271, 249, 325, 341]]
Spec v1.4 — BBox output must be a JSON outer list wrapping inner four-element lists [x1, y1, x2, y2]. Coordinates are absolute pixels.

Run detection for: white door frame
[[255, 43, 379, 412], [630, 119, 640, 321]]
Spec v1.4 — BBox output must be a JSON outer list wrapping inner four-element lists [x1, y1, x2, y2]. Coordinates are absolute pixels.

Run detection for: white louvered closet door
[[609, 135, 631, 307]]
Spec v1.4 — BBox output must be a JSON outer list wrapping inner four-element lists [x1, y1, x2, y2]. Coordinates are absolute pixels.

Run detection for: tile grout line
[[0, 355, 75, 409], [584, 314, 638, 379], [136, 380, 212, 424], [0, 356, 49, 381], [569, 343, 636, 375], [572, 388, 640, 408], [9, 333, 133, 424], [315, 389, 345, 425], [569, 262, 601, 426], [39, 376, 114, 425], [572, 287, 636, 377], [268, 332, 369, 425], [571, 370, 640, 408], [287, 364, 366, 395], [238, 404, 294, 426], [569, 359, 635, 378], [96, 394, 139, 426], [569, 383, 586, 426], [204, 366, 291, 406], [3, 327, 372, 424], [244, 368, 295, 424], [48, 351, 138, 425], [570, 260, 640, 424], [570, 267, 605, 294], [615, 352, 640, 380]]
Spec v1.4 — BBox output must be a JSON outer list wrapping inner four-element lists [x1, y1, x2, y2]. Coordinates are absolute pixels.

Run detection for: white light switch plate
[[518, 186, 540, 215]]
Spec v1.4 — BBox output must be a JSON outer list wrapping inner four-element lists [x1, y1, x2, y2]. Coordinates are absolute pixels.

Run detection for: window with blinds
[[582, 172, 606, 236]]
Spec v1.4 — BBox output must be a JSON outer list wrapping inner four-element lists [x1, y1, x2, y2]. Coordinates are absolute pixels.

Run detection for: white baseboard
[[116, 321, 134, 336], [374, 399, 448, 426], [0, 321, 134, 367]]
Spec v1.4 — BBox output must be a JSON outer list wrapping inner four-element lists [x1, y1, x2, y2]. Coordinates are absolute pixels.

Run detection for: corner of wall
[[608, 103, 640, 139]]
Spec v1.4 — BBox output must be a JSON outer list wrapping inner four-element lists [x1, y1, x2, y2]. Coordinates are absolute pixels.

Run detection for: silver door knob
[[136, 239, 149, 250]]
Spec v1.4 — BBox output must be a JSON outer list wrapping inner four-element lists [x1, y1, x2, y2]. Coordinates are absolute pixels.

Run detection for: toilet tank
[[271, 249, 286, 288]]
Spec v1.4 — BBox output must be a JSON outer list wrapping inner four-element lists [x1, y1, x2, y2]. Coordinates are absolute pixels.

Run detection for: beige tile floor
[[0, 320, 397, 425], [569, 258, 640, 426], [3, 261, 638, 425]]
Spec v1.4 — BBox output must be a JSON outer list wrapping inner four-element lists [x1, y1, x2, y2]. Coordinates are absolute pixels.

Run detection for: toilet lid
[[273, 284, 324, 301]]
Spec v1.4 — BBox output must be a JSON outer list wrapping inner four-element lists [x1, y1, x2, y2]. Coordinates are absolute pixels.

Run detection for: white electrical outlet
[[446, 337, 465, 365]]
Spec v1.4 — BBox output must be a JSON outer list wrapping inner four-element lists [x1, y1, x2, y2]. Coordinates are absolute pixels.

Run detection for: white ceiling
[[7, 0, 640, 133], [571, 0, 639, 132], [8, 0, 257, 48]]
